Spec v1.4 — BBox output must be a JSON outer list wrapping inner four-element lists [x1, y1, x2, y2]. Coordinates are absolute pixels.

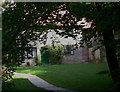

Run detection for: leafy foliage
[[2, 2, 61, 66], [48, 44, 64, 64], [2, 2, 91, 66], [35, 56, 41, 66], [1, 65, 15, 82]]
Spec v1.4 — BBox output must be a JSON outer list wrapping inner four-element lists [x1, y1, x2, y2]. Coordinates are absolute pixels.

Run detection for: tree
[[2, 2, 81, 67], [2, 2, 61, 66], [66, 2, 120, 83], [2, 2, 120, 84]]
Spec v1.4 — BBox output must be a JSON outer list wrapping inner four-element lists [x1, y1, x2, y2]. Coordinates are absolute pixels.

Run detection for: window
[[64, 45, 74, 55], [24, 47, 37, 59]]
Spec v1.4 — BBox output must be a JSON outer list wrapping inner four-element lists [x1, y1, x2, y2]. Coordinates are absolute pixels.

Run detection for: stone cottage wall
[[62, 47, 89, 64], [63, 47, 101, 64]]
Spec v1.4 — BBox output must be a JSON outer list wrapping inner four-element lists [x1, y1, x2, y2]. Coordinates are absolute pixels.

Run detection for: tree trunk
[[95, 2, 119, 83], [102, 28, 119, 83]]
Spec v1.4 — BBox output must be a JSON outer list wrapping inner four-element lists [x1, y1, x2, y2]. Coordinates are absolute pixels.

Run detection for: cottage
[[21, 29, 102, 66]]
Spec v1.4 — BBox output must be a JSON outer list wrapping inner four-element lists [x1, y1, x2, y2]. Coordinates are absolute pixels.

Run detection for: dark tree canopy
[[2, 2, 84, 66], [2, 2, 62, 66]]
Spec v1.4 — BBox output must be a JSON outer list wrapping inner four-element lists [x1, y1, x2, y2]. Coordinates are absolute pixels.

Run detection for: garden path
[[14, 72, 76, 92]]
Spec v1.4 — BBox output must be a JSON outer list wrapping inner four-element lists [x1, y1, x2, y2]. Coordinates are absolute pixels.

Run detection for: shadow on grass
[[2, 78, 52, 92], [96, 70, 110, 75]]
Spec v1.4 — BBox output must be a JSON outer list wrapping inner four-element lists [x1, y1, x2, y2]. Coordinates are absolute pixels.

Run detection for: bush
[[48, 44, 64, 64], [35, 56, 41, 65], [1, 65, 15, 82]]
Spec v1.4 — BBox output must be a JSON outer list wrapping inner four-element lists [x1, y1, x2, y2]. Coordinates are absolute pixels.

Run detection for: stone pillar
[[94, 49, 100, 60], [37, 46, 41, 64], [89, 48, 93, 60], [93, 49, 101, 63]]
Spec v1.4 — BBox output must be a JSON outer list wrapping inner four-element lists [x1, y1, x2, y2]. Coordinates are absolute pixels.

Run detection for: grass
[[2, 77, 51, 92], [16, 62, 113, 91]]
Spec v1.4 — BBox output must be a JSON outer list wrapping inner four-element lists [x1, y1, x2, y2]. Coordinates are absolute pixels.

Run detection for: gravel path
[[14, 72, 76, 92]]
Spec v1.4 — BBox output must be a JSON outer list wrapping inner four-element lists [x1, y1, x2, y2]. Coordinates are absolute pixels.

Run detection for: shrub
[[35, 56, 41, 65], [48, 44, 64, 64], [1, 65, 15, 82], [1, 65, 16, 90]]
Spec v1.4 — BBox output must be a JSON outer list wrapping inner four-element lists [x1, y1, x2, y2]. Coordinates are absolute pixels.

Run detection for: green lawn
[[2, 77, 51, 92], [17, 62, 113, 91]]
